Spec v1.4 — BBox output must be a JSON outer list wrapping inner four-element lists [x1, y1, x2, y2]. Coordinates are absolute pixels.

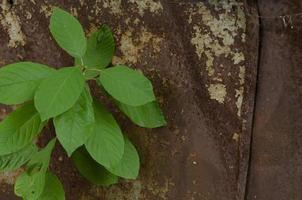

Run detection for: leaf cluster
[[0, 7, 166, 200]]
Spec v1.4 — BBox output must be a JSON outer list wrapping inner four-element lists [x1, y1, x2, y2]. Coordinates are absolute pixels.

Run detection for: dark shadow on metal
[[242, 0, 261, 199]]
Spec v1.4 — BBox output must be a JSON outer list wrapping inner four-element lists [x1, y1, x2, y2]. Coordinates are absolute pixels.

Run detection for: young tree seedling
[[0, 7, 166, 200]]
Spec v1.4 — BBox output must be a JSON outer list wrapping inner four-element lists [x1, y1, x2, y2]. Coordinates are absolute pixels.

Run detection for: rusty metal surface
[[246, 1, 302, 200], [0, 1, 257, 200]]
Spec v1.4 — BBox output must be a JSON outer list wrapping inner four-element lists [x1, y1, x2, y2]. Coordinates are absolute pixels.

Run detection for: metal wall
[[246, 1, 302, 200], [0, 0, 300, 200]]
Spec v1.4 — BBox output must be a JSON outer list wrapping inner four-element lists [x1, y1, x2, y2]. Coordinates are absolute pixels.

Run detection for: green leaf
[[0, 62, 54, 105], [85, 101, 124, 169], [39, 172, 65, 200], [0, 144, 37, 171], [107, 137, 140, 179], [50, 7, 87, 58], [0, 103, 43, 155], [34, 67, 85, 121], [54, 87, 95, 156], [117, 101, 166, 128], [27, 138, 56, 174], [98, 65, 155, 106], [15, 139, 56, 200], [14, 171, 46, 200], [72, 147, 118, 186], [75, 25, 115, 69]]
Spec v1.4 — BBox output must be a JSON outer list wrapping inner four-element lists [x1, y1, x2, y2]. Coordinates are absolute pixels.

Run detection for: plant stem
[[85, 68, 103, 72]]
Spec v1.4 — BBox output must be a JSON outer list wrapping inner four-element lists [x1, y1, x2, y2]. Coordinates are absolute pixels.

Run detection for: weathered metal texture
[[246, 1, 302, 200], [0, 1, 255, 200]]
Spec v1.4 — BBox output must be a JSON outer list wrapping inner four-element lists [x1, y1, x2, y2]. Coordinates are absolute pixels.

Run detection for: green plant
[[0, 7, 166, 200]]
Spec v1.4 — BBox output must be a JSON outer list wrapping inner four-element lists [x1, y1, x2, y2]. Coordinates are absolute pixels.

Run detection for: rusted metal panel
[[0, 1, 256, 199], [246, 1, 302, 200]]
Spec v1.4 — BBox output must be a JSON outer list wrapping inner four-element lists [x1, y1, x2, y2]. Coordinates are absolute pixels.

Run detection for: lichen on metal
[[129, 0, 163, 16], [208, 83, 227, 103], [0, 169, 23, 185], [0, 1, 26, 48], [235, 65, 246, 117], [102, 0, 122, 15], [116, 28, 163, 64], [232, 132, 240, 142], [188, 0, 247, 108], [40, 4, 53, 17]]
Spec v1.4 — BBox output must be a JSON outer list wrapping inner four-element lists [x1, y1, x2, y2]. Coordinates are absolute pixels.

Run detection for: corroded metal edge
[[237, 1, 260, 200]]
